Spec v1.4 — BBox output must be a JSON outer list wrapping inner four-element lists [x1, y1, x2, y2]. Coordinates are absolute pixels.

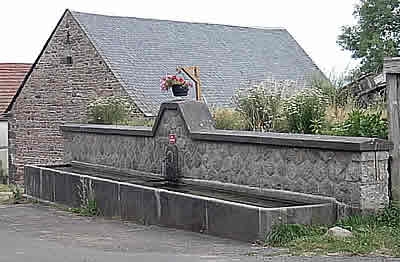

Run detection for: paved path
[[0, 204, 399, 261]]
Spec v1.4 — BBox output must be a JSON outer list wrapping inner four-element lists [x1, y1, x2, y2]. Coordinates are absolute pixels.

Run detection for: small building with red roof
[[0, 63, 31, 113], [0, 63, 30, 182]]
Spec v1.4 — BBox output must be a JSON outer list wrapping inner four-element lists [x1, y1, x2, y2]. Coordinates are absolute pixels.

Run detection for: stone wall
[[61, 100, 392, 210], [8, 10, 141, 182]]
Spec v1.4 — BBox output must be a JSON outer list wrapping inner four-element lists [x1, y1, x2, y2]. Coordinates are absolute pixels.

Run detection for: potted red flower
[[160, 75, 193, 96]]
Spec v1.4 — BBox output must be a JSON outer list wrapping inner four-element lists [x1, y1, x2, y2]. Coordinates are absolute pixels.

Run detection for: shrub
[[126, 118, 155, 127], [311, 72, 349, 108], [234, 82, 287, 132], [87, 96, 135, 125], [283, 88, 328, 134], [329, 108, 388, 139], [212, 108, 245, 130]]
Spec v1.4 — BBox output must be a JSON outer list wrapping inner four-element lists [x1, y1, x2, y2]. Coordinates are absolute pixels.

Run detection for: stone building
[[5, 9, 324, 183], [0, 63, 31, 182]]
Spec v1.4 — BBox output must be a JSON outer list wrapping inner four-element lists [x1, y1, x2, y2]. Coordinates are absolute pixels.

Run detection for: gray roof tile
[[71, 11, 323, 116]]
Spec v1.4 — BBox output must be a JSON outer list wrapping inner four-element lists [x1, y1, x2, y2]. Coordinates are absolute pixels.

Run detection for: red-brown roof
[[0, 63, 31, 113]]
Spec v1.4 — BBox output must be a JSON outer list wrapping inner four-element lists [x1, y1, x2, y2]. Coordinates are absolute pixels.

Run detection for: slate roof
[[0, 63, 31, 113], [71, 11, 323, 116]]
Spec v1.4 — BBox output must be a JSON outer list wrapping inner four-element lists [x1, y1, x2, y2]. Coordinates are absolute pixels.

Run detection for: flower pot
[[171, 85, 188, 97]]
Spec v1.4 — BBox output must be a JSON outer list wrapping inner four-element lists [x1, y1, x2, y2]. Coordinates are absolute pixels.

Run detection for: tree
[[338, 0, 400, 74]]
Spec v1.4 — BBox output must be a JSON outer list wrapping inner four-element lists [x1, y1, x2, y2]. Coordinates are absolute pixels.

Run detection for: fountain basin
[[24, 162, 337, 242]]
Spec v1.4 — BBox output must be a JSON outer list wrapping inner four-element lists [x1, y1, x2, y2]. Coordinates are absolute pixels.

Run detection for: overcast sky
[[0, 0, 359, 75]]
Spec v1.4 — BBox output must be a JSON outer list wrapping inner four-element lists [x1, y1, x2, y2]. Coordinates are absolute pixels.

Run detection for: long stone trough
[[25, 162, 336, 242]]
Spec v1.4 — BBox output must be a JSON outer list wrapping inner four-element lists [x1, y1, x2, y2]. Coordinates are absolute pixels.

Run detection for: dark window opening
[[66, 32, 71, 44], [66, 56, 73, 64]]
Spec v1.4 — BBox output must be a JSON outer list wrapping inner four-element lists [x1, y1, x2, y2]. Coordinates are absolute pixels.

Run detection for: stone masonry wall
[[8, 11, 141, 183], [62, 101, 391, 210]]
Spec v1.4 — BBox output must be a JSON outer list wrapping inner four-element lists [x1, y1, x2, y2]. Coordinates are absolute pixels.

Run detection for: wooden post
[[384, 57, 400, 206], [179, 66, 201, 101]]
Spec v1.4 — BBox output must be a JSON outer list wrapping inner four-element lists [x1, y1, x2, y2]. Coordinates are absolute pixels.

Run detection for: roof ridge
[[69, 10, 287, 32]]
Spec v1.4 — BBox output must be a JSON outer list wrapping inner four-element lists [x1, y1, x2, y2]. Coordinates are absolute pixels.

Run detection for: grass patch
[[266, 224, 327, 247], [265, 206, 400, 257], [68, 199, 99, 217]]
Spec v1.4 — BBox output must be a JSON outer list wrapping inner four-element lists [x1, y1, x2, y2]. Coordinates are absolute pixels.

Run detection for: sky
[[0, 0, 360, 75]]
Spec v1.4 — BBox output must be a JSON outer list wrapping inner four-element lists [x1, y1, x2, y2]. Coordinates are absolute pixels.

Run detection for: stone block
[[344, 161, 361, 182], [311, 204, 336, 225], [360, 160, 379, 184], [41, 169, 55, 202], [159, 191, 207, 233], [287, 206, 312, 225], [360, 151, 389, 162], [120, 184, 158, 225], [54, 172, 82, 208], [92, 179, 120, 218], [206, 200, 259, 242], [24, 166, 40, 198], [360, 184, 389, 210]]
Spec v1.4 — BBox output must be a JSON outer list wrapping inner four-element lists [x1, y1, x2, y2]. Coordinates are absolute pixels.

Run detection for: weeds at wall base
[[265, 206, 400, 257], [68, 199, 99, 217]]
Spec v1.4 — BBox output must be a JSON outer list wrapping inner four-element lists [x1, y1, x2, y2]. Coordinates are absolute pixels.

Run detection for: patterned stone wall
[[8, 11, 140, 183], [62, 101, 391, 210]]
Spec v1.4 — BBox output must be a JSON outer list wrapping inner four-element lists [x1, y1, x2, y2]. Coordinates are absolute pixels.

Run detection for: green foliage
[[87, 96, 135, 125], [337, 205, 400, 229], [11, 185, 23, 202], [265, 206, 400, 256], [283, 88, 328, 134], [234, 84, 285, 132], [290, 228, 400, 257], [219, 77, 388, 138], [266, 224, 326, 247], [337, 0, 400, 73], [311, 73, 349, 108], [126, 118, 155, 127], [69, 199, 99, 217], [212, 108, 246, 130], [329, 108, 388, 139]]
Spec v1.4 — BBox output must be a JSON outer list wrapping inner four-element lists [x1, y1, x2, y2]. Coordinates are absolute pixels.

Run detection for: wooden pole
[[384, 57, 400, 206], [179, 66, 201, 101]]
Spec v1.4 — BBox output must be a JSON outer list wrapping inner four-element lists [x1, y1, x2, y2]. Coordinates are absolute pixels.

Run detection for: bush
[[329, 108, 388, 139], [126, 118, 155, 127], [87, 96, 135, 125], [311, 72, 349, 107], [283, 88, 328, 134], [212, 108, 245, 130], [234, 82, 287, 132]]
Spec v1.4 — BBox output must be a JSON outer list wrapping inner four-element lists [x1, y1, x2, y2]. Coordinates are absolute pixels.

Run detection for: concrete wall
[[8, 10, 141, 183], [0, 120, 8, 182], [61, 100, 392, 210]]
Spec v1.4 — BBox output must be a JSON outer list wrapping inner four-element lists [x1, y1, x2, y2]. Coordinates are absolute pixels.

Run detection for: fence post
[[385, 57, 400, 206]]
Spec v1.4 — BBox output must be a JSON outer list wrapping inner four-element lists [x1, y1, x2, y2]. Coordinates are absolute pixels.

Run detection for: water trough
[[25, 161, 337, 242]]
